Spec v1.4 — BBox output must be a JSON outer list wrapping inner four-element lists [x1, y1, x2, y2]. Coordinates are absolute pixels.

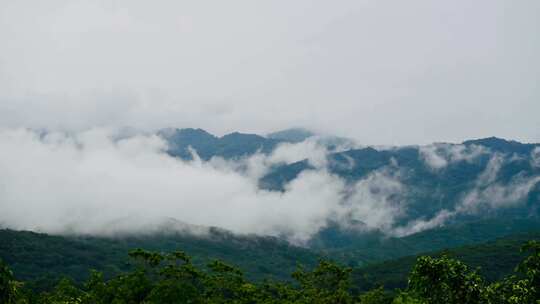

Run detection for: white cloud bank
[[0, 128, 403, 243], [1, 129, 538, 242]]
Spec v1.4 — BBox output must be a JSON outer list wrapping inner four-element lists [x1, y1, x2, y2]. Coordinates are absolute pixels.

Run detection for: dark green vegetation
[[2, 218, 540, 292], [1, 240, 539, 303], [352, 232, 540, 292], [317, 219, 540, 265], [0, 229, 319, 291], [1, 218, 538, 289]]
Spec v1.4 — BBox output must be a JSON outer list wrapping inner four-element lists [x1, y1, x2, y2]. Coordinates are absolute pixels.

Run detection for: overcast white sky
[[1, 0, 539, 145]]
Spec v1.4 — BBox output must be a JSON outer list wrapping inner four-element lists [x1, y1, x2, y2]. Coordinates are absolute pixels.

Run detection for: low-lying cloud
[[395, 153, 540, 236], [1, 128, 538, 242], [0, 128, 387, 243], [0, 128, 349, 242], [338, 167, 406, 233], [0, 128, 414, 242], [532, 147, 540, 168], [419, 143, 486, 170]]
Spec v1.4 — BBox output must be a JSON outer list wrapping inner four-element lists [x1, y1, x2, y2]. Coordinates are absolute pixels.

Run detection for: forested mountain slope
[[314, 218, 540, 265], [1, 230, 539, 302], [2, 218, 540, 292], [352, 232, 540, 292], [159, 129, 540, 236], [0, 229, 319, 290]]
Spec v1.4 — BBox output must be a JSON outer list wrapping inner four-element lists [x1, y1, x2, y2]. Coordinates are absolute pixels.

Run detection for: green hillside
[[1, 234, 539, 303], [0, 229, 319, 291], [352, 232, 540, 292], [321, 218, 540, 266], [3, 218, 540, 293]]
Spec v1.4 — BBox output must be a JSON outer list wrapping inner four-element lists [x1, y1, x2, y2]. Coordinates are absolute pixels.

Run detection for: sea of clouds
[[0, 128, 538, 243]]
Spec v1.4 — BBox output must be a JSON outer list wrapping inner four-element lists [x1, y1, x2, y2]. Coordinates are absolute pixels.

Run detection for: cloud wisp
[[395, 153, 540, 236], [419, 143, 487, 170]]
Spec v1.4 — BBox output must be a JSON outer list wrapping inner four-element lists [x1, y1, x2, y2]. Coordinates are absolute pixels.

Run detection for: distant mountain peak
[[267, 128, 315, 143], [221, 132, 266, 140], [462, 136, 538, 154], [157, 128, 217, 139], [178, 128, 215, 137], [463, 136, 517, 145]]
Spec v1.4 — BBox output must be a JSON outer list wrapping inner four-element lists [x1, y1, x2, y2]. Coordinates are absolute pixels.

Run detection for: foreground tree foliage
[[0, 241, 538, 303], [0, 260, 20, 304], [407, 255, 484, 303]]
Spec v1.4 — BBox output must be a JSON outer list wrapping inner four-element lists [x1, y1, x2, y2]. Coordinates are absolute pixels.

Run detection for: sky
[[1, 0, 539, 145]]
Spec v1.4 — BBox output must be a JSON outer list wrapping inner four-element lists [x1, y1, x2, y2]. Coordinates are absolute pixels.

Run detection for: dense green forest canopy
[[1, 223, 539, 303], [3, 218, 539, 291], [0, 229, 320, 289], [1, 240, 539, 303]]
